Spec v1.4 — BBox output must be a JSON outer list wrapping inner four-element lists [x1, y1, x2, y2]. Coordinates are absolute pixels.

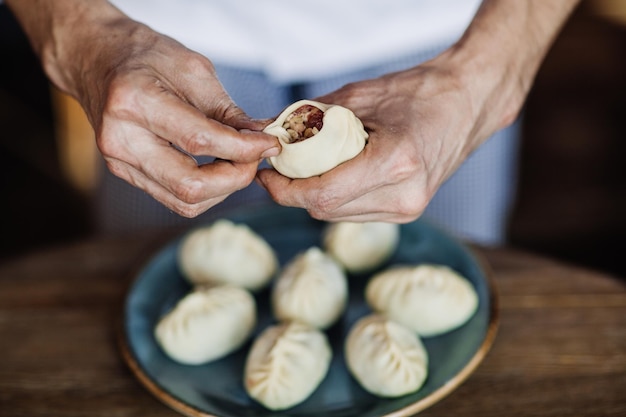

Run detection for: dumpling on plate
[[345, 314, 428, 398], [244, 322, 332, 410], [365, 264, 479, 337], [263, 100, 368, 178], [271, 247, 348, 329], [154, 285, 256, 365], [323, 221, 400, 273], [177, 219, 278, 291]]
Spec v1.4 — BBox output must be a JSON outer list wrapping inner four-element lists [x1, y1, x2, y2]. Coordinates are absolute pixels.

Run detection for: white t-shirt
[[110, 0, 481, 82]]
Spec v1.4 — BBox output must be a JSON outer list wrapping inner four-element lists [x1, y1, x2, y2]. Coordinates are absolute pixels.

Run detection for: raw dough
[[323, 221, 400, 273], [345, 314, 428, 397], [271, 247, 348, 329], [366, 264, 479, 336], [264, 100, 368, 178], [244, 322, 332, 410], [154, 285, 256, 365], [177, 219, 278, 291]]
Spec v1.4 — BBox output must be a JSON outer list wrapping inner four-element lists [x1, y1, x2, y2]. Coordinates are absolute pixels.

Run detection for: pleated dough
[[244, 322, 332, 410], [154, 285, 256, 365], [264, 100, 368, 178], [323, 221, 400, 273], [365, 264, 479, 337], [177, 219, 278, 291], [345, 314, 428, 397], [271, 247, 348, 329]]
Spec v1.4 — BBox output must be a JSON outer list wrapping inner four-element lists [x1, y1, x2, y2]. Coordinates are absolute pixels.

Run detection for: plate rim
[[117, 232, 499, 417]]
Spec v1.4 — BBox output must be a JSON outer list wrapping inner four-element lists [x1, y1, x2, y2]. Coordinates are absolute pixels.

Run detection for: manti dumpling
[[345, 314, 428, 398], [177, 219, 278, 291], [323, 221, 400, 274], [271, 247, 348, 329], [365, 264, 479, 337], [244, 322, 332, 410], [263, 99, 368, 178], [154, 285, 256, 365]]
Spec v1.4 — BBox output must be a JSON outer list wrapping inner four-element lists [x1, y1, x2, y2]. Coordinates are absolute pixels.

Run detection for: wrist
[[441, 0, 580, 134], [6, 0, 135, 104], [41, 5, 132, 99]]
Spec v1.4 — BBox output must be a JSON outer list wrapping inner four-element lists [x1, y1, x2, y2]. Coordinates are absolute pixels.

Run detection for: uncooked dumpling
[[263, 99, 368, 178], [365, 264, 479, 337], [177, 219, 278, 291], [271, 247, 348, 329], [323, 222, 400, 273], [244, 322, 332, 410], [154, 285, 256, 365], [345, 314, 428, 398]]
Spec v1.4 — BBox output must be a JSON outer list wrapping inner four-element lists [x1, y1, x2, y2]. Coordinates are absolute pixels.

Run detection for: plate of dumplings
[[120, 204, 498, 417]]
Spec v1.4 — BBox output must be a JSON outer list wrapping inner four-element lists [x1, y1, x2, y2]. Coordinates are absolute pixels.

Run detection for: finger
[[150, 94, 279, 161], [319, 211, 406, 223], [255, 152, 379, 214], [109, 80, 279, 162], [256, 165, 367, 212], [102, 125, 260, 207], [104, 158, 232, 218], [304, 185, 422, 223], [256, 140, 427, 222], [257, 166, 419, 222], [145, 50, 271, 134], [142, 145, 260, 205]]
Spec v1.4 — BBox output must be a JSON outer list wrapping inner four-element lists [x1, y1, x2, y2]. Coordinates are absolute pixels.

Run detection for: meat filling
[[282, 105, 324, 143]]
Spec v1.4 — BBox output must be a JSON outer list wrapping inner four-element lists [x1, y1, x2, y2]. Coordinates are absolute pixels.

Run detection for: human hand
[[92, 30, 280, 217], [256, 0, 580, 223], [88, 23, 281, 217], [256, 62, 486, 223], [7, 1, 280, 218]]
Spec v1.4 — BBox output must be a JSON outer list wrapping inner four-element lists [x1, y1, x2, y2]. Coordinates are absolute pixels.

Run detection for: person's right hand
[[7, 0, 280, 217]]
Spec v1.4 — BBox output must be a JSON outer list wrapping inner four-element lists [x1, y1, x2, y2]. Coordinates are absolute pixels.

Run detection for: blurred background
[[1, 1, 625, 275]]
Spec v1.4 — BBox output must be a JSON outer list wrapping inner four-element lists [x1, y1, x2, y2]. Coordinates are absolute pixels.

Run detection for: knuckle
[[174, 203, 205, 219], [337, 81, 361, 98], [395, 189, 429, 219], [180, 53, 215, 77], [105, 76, 142, 121], [180, 130, 212, 155], [388, 151, 420, 183], [307, 208, 333, 222], [171, 176, 207, 205], [396, 198, 424, 219], [307, 188, 342, 219], [238, 165, 259, 184], [96, 126, 124, 158], [104, 158, 125, 178]]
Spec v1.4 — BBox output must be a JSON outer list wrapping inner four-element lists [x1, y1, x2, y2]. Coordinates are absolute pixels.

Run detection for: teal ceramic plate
[[120, 205, 498, 417]]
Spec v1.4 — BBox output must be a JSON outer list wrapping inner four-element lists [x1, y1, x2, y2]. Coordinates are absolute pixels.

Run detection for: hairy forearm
[[5, 0, 135, 99], [5, 0, 168, 130], [445, 0, 580, 135]]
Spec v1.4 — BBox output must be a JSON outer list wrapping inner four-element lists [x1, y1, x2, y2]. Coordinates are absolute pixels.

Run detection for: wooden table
[[1, 234, 625, 417]]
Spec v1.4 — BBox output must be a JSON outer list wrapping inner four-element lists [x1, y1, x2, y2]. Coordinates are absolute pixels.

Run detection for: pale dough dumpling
[[177, 219, 278, 291], [345, 314, 428, 398], [272, 247, 348, 329], [244, 322, 332, 411], [323, 221, 400, 273], [263, 99, 368, 178], [366, 264, 479, 337], [154, 285, 256, 365]]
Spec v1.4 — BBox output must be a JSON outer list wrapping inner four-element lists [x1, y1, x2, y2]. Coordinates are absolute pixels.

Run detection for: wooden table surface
[[1, 233, 625, 417]]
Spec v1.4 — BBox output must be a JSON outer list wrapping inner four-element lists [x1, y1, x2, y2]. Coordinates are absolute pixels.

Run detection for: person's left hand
[[256, 61, 497, 223]]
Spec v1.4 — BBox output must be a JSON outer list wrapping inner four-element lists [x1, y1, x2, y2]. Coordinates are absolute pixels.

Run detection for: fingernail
[[261, 146, 280, 158]]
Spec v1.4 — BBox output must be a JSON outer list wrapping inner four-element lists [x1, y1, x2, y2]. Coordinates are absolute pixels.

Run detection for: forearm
[[444, 0, 580, 137], [5, 0, 139, 100]]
